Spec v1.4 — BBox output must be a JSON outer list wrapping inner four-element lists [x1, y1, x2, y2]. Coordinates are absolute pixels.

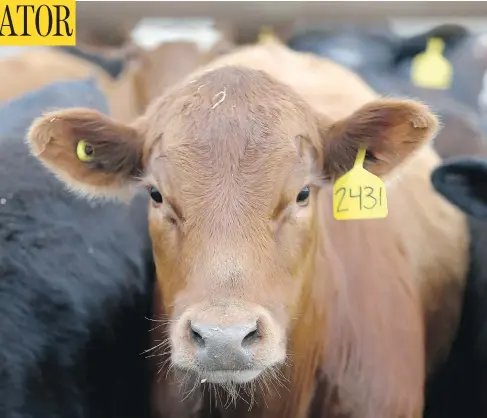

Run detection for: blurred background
[[4, 0, 487, 157]]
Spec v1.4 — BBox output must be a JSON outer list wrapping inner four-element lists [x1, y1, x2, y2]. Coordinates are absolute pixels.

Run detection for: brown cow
[[0, 48, 114, 104], [110, 39, 234, 124], [0, 36, 231, 124], [26, 40, 469, 418]]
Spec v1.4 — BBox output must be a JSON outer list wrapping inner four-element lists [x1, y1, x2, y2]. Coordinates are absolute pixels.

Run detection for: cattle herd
[[2, 18, 487, 418]]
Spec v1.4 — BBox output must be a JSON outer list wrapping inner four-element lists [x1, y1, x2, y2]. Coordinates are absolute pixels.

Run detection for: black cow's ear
[[431, 158, 487, 219]]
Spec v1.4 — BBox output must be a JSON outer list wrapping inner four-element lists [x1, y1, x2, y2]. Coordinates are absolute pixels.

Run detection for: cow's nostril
[[189, 323, 206, 348], [242, 325, 260, 347], [184, 319, 267, 371]]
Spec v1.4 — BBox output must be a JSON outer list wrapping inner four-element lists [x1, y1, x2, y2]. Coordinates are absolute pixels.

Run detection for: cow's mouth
[[200, 369, 263, 384]]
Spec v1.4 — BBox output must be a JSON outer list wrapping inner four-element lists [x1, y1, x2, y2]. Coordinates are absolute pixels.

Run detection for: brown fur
[[26, 40, 469, 418], [27, 109, 145, 199], [117, 40, 234, 120], [0, 48, 114, 102], [0, 39, 230, 125]]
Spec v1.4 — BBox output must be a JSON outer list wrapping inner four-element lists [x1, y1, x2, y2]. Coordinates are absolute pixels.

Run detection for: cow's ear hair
[[318, 98, 439, 180], [27, 108, 147, 200], [431, 157, 487, 219]]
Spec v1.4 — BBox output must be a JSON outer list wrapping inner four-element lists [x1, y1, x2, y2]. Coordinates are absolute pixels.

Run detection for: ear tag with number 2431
[[333, 147, 388, 220]]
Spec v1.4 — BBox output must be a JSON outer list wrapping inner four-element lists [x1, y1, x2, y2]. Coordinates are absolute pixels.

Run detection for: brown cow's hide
[[146, 39, 469, 418], [0, 19, 235, 127], [109, 19, 235, 123], [0, 48, 114, 104], [21, 33, 470, 418], [108, 41, 232, 124]]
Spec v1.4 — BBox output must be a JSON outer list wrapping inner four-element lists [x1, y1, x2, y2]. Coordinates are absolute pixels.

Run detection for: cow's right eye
[[149, 187, 163, 204], [296, 186, 310, 206]]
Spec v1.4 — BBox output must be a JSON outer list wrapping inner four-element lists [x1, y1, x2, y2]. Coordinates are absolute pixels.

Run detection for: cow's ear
[[431, 158, 487, 219], [319, 98, 439, 180], [27, 108, 147, 200]]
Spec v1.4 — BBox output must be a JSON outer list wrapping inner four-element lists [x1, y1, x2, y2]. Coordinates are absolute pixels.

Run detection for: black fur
[[424, 216, 487, 418], [425, 158, 487, 417], [0, 79, 154, 418], [431, 158, 487, 219]]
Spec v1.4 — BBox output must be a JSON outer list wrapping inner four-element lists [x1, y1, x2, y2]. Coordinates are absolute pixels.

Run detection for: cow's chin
[[200, 369, 263, 384]]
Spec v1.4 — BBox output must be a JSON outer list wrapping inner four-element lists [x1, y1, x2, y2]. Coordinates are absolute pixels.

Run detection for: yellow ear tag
[[76, 140, 95, 162], [333, 147, 388, 220], [410, 37, 452, 90], [258, 26, 276, 44]]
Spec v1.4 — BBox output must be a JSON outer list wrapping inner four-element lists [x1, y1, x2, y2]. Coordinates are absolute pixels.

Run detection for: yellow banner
[[0, 0, 76, 46]]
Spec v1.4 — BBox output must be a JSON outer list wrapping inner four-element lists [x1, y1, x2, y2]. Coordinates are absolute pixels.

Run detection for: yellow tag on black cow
[[410, 37, 452, 90], [258, 26, 276, 43], [333, 147, 388, 220]]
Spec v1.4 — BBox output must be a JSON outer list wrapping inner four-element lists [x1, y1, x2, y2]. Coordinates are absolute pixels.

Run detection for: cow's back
[[0, 49, 114, 103], [182, 40, 375, 118], [0, 79, 154, 418]]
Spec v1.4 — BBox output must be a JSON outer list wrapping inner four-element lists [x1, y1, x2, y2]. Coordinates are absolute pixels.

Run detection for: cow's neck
[[310, 196, 425, 418]]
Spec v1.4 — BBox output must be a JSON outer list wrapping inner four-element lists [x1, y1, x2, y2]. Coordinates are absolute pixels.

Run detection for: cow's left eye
[[296, 186, 310, 206], [149, 187, 163, 204]]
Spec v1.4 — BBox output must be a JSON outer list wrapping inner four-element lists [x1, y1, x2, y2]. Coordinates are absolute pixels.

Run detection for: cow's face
[[28, 66, 438, 388]]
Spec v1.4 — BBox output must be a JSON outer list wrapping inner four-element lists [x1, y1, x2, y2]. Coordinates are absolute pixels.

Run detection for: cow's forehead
[[145, 65, 313, 148], [144, 66, 313, 210], [147, 134, 305, 217]]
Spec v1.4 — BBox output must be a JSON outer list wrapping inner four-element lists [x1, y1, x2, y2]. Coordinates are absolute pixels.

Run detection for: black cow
[[0, 78, 154, 418], [425, 157, 487, 418], [286, 24, 487, 159]]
